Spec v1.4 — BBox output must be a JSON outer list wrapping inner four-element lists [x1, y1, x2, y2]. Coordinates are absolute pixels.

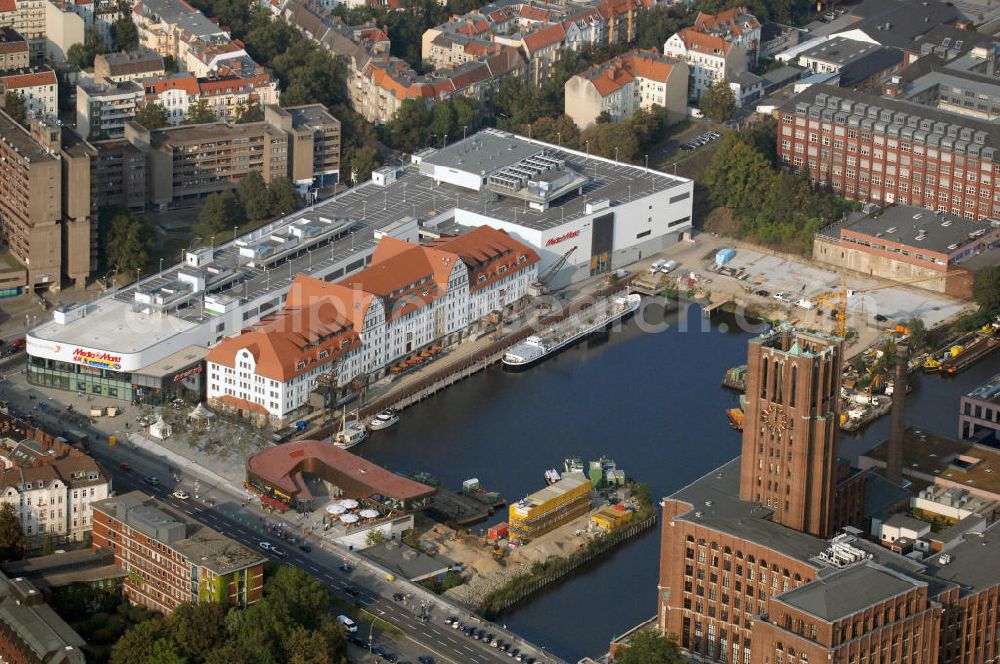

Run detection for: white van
[[687, 107, 705, 119], [337, 615, 358, 633], [649, 259, 667, 273], [661, 260, 679, 274]]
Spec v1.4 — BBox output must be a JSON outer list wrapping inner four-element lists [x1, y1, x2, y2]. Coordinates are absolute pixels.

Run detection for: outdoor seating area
[[388, 345, 445, 375]]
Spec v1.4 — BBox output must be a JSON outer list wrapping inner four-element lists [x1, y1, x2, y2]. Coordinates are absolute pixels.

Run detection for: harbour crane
[[814, 272, 952, 338], [528, 246, 577, 296]]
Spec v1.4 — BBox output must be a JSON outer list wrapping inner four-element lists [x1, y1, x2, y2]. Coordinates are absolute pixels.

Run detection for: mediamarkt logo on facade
[[545, 229, 580, 246], [72, 348, 122, 370]]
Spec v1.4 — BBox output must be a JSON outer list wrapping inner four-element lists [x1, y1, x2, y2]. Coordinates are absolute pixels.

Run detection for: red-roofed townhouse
[[0, 66, 57, 117], [664, 25, 748, 100], [206, 226, 538, 424], [564, 49, 688, 128], [143, 72, 199, 123]]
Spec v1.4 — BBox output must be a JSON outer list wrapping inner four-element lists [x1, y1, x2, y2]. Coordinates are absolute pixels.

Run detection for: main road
[[0, 368, 561, 664]]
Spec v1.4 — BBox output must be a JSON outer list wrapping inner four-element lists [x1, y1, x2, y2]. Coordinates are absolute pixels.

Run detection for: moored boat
[[334, 421, 367, 449], [369, 409, 399, 431]]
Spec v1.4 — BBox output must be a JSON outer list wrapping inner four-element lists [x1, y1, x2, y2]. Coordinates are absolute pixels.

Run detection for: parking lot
[[680, 129, 721, 152]]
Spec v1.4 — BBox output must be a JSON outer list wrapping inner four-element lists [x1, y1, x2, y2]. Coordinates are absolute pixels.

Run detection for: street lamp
[[159, 257, 164, 274], [423, 134, 436, 149]]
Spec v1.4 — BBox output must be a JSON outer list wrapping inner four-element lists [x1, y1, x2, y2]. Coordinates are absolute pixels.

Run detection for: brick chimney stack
[[886, 340, 909, 485]]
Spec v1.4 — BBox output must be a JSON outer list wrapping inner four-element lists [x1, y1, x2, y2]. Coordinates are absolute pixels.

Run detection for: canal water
[[361, 301, 1000, 662]]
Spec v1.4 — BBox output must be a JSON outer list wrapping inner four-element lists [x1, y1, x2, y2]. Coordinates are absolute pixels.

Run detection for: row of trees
[[703, 119, 855, 254], [134, 99, 264, 131], [198, 173, 303, 235], [110, 566, 347, 664], [98, 206, 157, 276]]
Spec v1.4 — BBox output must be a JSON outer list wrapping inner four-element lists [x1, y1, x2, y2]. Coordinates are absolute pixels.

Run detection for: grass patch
[[358, 609, 405, 638]]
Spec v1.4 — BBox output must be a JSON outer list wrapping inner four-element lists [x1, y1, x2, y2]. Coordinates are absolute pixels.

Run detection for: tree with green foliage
[[0, 504, 25, 563], [973, 265, 1000, 310], [580, 120, 640, 162], [135, 103, 170, 130], [236, 171, 273, 221], [170, 603, 227, 660], [704, 137, 774, 210], [635, 5, 689, 50], [234, 100, 264, 124], [184, 99, 217, 124], [344, 144, 379, 185], [268, 176, 303, 216], [366, 529, 388, 547], [66, 26, 103, 70], [700, 80, 736, 123], [904, 317, 928, 349], [3, 91, 27, 126], [99, 206, 156, 274], [616, 630, 685, 664], [109, 616, 169, 664], [198, 191, 243, 236], [111, 15, 140, 50]]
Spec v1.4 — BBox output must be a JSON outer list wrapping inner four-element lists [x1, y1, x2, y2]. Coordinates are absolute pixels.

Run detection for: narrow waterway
[[360, 301, 1000, 662]]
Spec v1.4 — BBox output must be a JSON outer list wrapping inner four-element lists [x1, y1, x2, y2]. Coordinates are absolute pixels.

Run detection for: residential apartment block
[[663, 7, 759, 100], [89, 138, 148, 212], [776, 85, 1000, 220], [265, 103, 341, 191], [0, 65, 56, 118], [125, 117, 290, 207], [564, 49, 688, 128], [0, 437, 110, 546], [206, 225, 539, 424], [76, 77, 145, 139], [958, 372, 1000, 445], [94, 49, 166, 83], [132, 0, 228, 63], [0, 0, 46, 62], [43, 0, 85, 62], [92, 491, 265, 615], [0, 112, 95, 290], [0, 571, 86, 663], [0, 26, 28, 70]]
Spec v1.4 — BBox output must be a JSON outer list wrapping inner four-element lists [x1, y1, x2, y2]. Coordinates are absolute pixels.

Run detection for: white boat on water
[[503, 293, 641, 369], [334, 421, 367, 449], [369, 409, 399, 431]]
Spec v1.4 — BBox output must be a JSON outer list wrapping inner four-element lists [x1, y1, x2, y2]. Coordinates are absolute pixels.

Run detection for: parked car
[[445, 617, 457, 626], [343, 586, 360, 597], [270, 547, 287, 558], [258, 541, 273, 551], [418, 657, 436, 664], [171, 490, 190, 500], [339, 564, 353, 574], [392, 592, 405, 602], [874, 313, 888, 322], [336, 615, 358, 633], [144, 475, 160, 486], [298, 543, 312, 553]]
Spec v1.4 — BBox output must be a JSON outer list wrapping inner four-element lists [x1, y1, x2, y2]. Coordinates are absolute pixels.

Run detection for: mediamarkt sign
[[545, 229, 580, 247], [72, 348, 122, 371]]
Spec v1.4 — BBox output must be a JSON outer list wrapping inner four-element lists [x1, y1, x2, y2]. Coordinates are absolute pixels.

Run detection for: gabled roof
[[522, 22, 566, 53], [144, 72, 199, 96], [676, 27, 734, 56], [0, 68, 57, 90]]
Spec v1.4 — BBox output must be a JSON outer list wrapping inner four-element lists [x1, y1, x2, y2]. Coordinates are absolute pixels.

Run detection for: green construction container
[[589, 467, 604, 487]]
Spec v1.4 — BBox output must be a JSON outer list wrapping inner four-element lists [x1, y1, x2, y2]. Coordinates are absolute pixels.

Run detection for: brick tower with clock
[[738, 325, 848, 538]]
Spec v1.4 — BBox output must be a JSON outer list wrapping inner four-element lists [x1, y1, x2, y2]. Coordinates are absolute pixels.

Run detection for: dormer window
[[518, 255, 528, 263], [477, 274, 488, 284], [319, 349, 329, 360], [296, 360, 306, 371]]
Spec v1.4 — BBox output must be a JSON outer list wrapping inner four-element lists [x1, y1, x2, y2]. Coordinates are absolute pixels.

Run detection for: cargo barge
[[923, 322, 1000, 375], [722, 365, 747, 391], [502, 293, 641, 370]]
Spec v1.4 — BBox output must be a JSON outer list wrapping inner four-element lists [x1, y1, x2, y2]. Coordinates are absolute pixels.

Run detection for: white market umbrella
[[339, 499, 359, 509], [359, 509, 379, 519], [326, 504, 347, 515], [340, 513, 360, 524]]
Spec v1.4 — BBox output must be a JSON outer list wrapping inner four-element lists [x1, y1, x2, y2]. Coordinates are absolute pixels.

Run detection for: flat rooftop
[[0, 111, 55, 163], [92, 491, 265, 575], [965, 371, 1000, 405], [518, 473, 590, 508], [286, 104, 339, 129], [362, 541, 458, 582], [29, 130, 687, 357], [151, 120, 285, 147], [775, 561, 924, 621], [137, 344, 209, 378], [669, 457, 829, 566], [797, 35, 884, 66], [835, 205, 999, 255], [864, 428, 1000, 497], [923, 520, 1000, 593]]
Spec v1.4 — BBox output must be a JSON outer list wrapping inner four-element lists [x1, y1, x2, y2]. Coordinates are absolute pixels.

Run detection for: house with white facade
[[0, 438, 110, 545], [205, 226, 539, 424], [0, 66, 57, 118], [564, 49, 688, 128], [663, 7, 760, 101]]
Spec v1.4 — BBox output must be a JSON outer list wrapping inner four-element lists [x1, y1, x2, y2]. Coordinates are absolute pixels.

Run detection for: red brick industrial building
[[652, 326, 1000, 664], [776, 85, 1000, 222], [92, 491, 265, 614]]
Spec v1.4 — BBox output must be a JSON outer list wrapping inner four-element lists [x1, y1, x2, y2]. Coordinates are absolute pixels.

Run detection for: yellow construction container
[[590, 506, 633, 531], [508, 475, 592, 542]]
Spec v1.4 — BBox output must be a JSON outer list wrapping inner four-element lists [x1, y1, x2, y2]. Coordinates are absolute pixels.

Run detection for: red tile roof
[[0, 69, 57, 89], [677, 27, 733, 56], [576, 49, 677, 97], [0, 0, 16, 13], [522, 22, 566, 53], [247, 439, 436, 503], [145, 73, 199, 97]]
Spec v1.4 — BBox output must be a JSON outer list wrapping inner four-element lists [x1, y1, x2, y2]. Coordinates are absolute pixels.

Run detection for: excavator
[[813, 272, 952, 338]]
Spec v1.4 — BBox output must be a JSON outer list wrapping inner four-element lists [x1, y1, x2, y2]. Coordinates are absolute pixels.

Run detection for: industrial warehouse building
[[26, 129, 693, 404]]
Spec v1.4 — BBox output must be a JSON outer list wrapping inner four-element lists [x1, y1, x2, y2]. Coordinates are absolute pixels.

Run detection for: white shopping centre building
[[25, 129, 693, 405]]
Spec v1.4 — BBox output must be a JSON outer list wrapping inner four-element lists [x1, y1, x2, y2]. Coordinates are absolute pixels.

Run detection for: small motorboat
[[369, 409, 399, 431], [334, 422, 368, 448]]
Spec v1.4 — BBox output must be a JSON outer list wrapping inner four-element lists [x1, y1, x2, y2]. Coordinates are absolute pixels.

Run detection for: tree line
[[703, 119, 856, 254], [108, 566, 347, 664]]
